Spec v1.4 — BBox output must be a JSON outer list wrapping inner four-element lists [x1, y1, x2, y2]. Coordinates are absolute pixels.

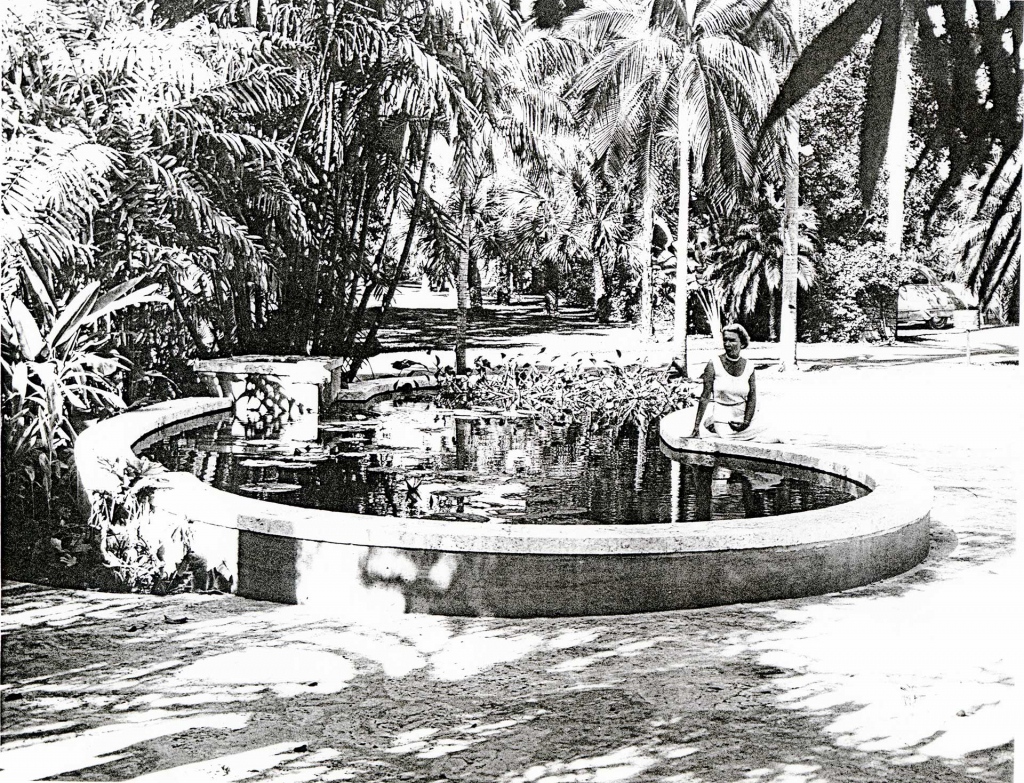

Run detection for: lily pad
[[239, 459, 281, 468], [430, 488, 483, 499], [525, 493, 559, 505], [500, 492, 530, 501], [238, 482, 302, 494], [426, 512, 491, 523], [365, 466, 404, 474], [525, 478, 560, 489]]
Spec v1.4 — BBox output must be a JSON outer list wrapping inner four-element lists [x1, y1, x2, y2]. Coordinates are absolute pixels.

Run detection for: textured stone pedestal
[[193, 356, 347, 441]]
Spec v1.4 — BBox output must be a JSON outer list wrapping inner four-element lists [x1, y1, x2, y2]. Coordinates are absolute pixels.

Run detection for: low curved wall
[[75, 400, 932, 617]]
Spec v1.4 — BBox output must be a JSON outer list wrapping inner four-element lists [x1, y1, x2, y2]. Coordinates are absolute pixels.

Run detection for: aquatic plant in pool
[[142, 393, 867, 526]]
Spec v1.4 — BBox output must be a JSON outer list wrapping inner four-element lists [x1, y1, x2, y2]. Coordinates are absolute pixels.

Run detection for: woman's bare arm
[[733, 369, 757, 432], [691, 362, 715, 436]]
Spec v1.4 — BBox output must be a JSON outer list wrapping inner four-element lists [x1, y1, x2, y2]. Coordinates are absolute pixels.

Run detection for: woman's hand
[[728, 421, 749, 432]]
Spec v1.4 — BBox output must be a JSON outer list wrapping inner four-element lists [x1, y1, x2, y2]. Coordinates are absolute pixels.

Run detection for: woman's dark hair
[[722, 323, 751, 349]]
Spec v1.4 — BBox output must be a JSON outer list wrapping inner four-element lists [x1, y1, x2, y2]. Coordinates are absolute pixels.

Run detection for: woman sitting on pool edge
[[671, 323, 774, 442]]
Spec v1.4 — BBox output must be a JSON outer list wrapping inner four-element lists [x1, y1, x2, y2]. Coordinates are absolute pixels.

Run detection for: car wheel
[[928, 316, 950, 329]]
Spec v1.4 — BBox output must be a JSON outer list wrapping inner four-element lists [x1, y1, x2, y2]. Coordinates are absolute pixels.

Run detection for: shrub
[[799, 242, 907, 342], [420, 354, 698, 429]]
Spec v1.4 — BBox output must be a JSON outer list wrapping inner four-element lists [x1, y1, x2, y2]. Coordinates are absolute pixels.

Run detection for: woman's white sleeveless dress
[[695, 355, 769, 441]]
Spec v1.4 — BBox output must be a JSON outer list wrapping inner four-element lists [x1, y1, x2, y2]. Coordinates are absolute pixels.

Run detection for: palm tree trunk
[[469, 256, 483, 310], [675, 91, 690, 373], [768, 290, 778, 341], [886, 7, 916, 345], [639, 178, 654, 338], [884, 5, 917, 258], [592, 254, 605, 313], [456, 182, 473, 374], [496, 256, 511, 305], [779, 0, 800, 370]]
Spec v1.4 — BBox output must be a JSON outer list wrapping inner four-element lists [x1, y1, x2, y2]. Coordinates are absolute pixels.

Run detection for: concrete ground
[[1, 308, 1019, 783]]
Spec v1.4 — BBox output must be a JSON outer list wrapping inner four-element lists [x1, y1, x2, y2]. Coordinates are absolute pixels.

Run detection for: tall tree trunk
[[779, 0, 801, 370], [592, 253, 605, 313], [496, 257, 511, 305], [544, 258, 559, 315], [456, 182, 473, 374], [886, 4, 917, 344], [347, 117, 435, 379], [469, 255, 483, 310], [675, 90, 691, 373], [638, 176, 654, 338], [768, 289, 778, 342], [885, 4, 917, 258]]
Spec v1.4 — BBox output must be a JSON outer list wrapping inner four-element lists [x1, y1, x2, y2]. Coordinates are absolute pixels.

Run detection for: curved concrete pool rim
[[74, 399, 932, 617]]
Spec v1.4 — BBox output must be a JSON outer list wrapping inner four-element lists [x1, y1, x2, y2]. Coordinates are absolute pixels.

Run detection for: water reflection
[[142, 398, 867, 525]]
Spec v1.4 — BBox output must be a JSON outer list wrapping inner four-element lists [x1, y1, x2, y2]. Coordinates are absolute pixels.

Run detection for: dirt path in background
[[1, 331, 1018, 783]]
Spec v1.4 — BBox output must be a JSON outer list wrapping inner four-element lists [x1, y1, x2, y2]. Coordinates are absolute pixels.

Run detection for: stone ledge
[[71, 397, 933, 615], [334, 373, 438, 402], [77, 399, 933, 555]]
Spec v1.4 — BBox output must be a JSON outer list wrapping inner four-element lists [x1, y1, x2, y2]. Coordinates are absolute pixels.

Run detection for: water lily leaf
[[426, 512, 490, 523], [437, 469, 476, 478], [238, 482, 302, 494], [239, 459, 280, 468], [431, 488, 482, 498]]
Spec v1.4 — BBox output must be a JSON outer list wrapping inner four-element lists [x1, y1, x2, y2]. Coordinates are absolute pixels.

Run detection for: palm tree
[[719, 202, 819, 338], [564, 0, 794, 361], [2, 0, 296, 360], [762, 0, 1021, 309], [946, 158, 1021, 320], [778, 0, 800, 370], [421, 11, 572, 374]]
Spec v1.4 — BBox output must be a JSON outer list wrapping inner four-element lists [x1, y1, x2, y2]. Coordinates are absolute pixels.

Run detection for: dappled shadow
[[2, 574, 1015, 782], [375, 297, 621, 354], [1, 583, 679, 780], [720, 557, 1015, 768]]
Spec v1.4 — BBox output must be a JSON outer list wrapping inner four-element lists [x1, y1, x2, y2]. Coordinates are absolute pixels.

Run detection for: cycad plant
[[716, 193, 819, 339]]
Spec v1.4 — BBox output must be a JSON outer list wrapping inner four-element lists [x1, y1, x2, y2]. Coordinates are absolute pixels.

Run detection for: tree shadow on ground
[[375, 298, 620, 353]]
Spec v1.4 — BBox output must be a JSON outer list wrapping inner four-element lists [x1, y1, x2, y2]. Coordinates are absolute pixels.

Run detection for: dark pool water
[[140, 396, 868, 525]]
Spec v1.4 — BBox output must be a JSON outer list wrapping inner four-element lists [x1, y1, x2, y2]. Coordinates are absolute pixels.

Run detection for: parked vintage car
[[898, 266, 972, 329], [897, 283, 961, 329]]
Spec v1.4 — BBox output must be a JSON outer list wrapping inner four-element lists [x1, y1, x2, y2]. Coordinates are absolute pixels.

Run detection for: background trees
[[765, 0, 1021, 316], [560, 0, 794, 365], [2, 0, 1019, 580]]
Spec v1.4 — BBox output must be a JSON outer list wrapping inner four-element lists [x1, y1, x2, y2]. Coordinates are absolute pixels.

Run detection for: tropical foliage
[[765, 0, 1021, 310], [434, 353, 697, 429], [558, 0, 795, 351], [2, 0, 1019, 589]]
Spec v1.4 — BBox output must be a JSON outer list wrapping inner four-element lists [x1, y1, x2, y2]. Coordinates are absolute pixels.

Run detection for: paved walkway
[[1, 315, 1019, 782]]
